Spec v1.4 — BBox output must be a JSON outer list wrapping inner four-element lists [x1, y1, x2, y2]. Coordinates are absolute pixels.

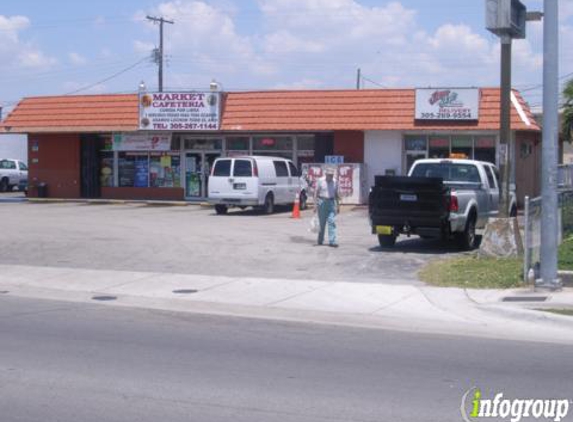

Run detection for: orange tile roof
[[221, 88, 539, 132], [0, 94, 139, 133], [0, 88, 539, 134]]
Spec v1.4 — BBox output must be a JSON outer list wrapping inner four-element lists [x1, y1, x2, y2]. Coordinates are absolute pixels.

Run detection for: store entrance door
[[184, 151, 220, 200]]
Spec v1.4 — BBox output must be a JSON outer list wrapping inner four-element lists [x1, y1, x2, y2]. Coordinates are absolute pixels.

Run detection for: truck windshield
[[411, 163, 480, 183]]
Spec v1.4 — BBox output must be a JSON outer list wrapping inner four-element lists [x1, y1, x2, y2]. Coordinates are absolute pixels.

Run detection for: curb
[[478, 302, 573, 329], [26, 198, 211, 207]]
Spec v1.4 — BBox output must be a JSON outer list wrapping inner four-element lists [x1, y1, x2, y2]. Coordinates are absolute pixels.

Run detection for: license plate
[[233, 183, 246, 190], [400, 194, 418, 202], [376, 226, 393, 235]]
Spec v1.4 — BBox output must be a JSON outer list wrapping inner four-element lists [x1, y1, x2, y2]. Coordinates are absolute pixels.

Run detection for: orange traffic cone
[[291, 191, 301, 219]]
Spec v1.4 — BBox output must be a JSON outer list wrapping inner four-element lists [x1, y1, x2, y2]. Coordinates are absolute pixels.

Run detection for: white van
[[208, 156, 307, 214]]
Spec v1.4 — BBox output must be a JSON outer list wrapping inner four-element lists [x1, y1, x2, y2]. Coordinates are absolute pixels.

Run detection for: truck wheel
[[263, 193, 274, 214], [458, 215, 477, 250], [0, 178, 8, 193], [378, 234, 396, 248], [215, 204, 228, 215]]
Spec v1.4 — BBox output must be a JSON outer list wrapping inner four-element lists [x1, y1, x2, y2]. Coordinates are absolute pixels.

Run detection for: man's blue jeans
[[317, 198, 337, 245]]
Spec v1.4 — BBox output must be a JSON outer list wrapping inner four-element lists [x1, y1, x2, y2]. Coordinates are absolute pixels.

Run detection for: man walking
[[313, 167, 340, 247]]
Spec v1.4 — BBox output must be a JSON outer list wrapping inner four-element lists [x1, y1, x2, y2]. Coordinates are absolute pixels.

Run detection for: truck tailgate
[[369, 176, 450, 227]]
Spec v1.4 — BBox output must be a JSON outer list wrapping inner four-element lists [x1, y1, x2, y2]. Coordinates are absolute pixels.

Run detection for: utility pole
[[539, 0, 560, 289], [146, 15, 174, 92], [498, 34, 512, 218], [356, 68, 361, 90]]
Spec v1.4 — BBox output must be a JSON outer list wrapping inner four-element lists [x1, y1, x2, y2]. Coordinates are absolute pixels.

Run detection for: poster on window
[[302, 164, 323, 194], [134, 158, 149, 187], [337, 165, 354, 197], [113, 133, 171, 151]]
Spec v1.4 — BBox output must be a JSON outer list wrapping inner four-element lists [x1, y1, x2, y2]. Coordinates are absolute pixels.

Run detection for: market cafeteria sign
[[113, 133, 171, 151], [139, 92, 220, 131], [415, 88, 479, 121]]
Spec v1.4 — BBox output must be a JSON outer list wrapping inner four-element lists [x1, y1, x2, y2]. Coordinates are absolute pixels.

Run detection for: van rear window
[[213, 159, 231, 176], [233, 160, 252, 177]]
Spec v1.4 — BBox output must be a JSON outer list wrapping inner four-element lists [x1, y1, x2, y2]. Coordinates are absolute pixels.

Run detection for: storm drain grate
[[502, 296, 548, 303], [91, 295, 118, 301], [173, 289, 198, 294]]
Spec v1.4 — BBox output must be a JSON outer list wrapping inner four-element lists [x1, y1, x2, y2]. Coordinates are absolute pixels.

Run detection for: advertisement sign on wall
[[139, 92, 221, 131], [113, 133, 172, 151], [415, 88, 480, 120]]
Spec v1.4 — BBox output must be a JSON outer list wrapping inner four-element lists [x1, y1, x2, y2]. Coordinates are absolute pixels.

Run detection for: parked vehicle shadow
[[210, 205, 294, 217], [368, 236, 482, 255]]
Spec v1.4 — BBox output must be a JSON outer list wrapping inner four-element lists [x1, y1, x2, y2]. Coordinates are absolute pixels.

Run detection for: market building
[[0, 87, 540, 206]]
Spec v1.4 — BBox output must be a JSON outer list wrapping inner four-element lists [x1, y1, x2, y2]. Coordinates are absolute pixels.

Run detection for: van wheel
[[215, 204, 228, 215], [378, 234, 396, 248], [0, 178, 8, 193], [263, 193, 274, 214], [458, 213, 477, 251], [299, 191, 308, 210]]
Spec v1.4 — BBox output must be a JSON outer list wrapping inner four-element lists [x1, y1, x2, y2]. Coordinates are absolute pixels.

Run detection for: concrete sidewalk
[[1, 264, 572, 344]]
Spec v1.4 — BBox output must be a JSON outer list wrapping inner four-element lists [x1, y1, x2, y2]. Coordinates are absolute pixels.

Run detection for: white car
[[0, 158, 28, 192], [208, 155, 307, 214]]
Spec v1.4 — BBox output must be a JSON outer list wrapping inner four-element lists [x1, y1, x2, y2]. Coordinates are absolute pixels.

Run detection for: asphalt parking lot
[[0, 199, 468, 284]]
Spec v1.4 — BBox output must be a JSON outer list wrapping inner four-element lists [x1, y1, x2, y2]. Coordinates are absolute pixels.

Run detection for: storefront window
[[297, 135, 315, 166], [102, 136, 114, 151], [452, 136, 473, 159], [474, 136, 496, 164], [100, 152, 114, 187], [150, 153, 181, 188], [170, 136, 182, 151], [253, 136, 293, 151], [429, 136, 450, 159], [297, 136, 315, 151], [134, 155, 149, 188], [118, 153, 140, 187], [405, 136, 428, 173], [404, 136, 427, 152], [183, 138, 222, 150], [226, 137, 250, 150]]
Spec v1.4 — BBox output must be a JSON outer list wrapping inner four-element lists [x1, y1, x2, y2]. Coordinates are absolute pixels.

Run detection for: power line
[[64, 57, 149, 95], [361, 74, 386, 89]]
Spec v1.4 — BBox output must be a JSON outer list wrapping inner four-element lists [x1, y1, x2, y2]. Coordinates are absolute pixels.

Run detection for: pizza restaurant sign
[[415, 88, 480, 121], [139, 91, 220, 131]]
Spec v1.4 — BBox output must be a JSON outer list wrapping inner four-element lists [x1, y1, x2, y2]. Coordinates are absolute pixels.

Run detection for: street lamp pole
[[539, 0, 560, 289]]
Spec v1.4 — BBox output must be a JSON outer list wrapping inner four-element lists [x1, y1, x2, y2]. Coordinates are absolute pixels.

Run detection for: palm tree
[[563, 79, 573, 142]]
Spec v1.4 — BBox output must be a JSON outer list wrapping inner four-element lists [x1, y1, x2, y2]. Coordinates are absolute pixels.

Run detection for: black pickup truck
[[368, 175, 451, 248]]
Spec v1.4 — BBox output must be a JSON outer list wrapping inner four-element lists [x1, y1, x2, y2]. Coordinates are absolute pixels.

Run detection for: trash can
[[37, 182, 48, 198]]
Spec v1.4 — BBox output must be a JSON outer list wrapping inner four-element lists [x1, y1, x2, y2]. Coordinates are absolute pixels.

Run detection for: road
[[1, 296, 572, 422]]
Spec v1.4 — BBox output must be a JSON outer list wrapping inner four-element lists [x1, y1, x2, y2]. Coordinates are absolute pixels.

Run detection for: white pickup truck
[[0, 158, 28, 192], [369, 159, 517, 250]]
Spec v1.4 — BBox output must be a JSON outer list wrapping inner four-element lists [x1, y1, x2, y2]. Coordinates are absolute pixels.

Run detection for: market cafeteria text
[[150, 93, 208, 109]]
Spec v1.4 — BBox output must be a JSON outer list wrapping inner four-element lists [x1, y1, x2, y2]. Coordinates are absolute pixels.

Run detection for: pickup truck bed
[[369, 176, 451, 244]]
